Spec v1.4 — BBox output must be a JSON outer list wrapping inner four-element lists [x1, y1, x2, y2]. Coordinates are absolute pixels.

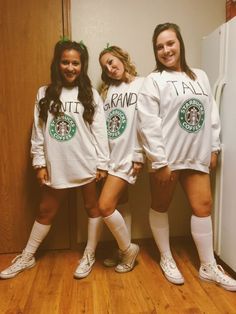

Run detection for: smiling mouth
[[65, 73, 76, 77]]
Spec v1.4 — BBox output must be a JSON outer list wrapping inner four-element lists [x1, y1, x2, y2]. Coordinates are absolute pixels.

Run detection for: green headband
[[59, 35, 70, 43], [59, 37, 85, 50], [103, 42, 112, 52]]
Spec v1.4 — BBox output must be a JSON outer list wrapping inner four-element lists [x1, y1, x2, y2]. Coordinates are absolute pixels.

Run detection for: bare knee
[[192, 199, 212, 217], [98, 200, 115, 217], [84, 200, 100, 218], [151, 198, 170, 212], [36, 200, 60, 224], [151, 203, 169, 212]]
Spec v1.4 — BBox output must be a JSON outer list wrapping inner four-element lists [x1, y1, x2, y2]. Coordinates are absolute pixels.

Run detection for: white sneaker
[[0, 250, 36, 279], [103, 249, 122, 267], [74, 251, 95, 279], [160, 254, 184, 285], [115, 243, 139, 273], [199, 261, 236, 291]]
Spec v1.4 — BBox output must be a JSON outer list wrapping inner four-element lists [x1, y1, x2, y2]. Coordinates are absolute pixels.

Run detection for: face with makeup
[[59, 49, 82, 86], [155, 29, 181, 72], [100, 52, 125, 81]]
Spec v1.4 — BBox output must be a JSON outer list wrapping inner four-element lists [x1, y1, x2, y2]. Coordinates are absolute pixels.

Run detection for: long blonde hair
[[99, 46, 137, 99]]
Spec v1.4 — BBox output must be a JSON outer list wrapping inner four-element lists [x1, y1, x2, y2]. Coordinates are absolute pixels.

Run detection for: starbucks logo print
[[49, 114, 76, 141], [178, 99, 205, 133], [107, 109, 127, 139]]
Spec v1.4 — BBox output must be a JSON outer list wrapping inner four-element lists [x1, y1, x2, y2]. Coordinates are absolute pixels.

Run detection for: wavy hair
[[99, 46, 137, 99], [39, 40, 94, 124], [152, 23, 196, 80]]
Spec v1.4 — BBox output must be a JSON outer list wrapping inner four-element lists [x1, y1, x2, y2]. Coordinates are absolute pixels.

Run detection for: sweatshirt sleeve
[[201, 70, 221, 153], [210, 95, 221, 153], [30, 87, 47, 168], [136, 75, 168, 169], [89, 90, 110, 171], [132, 106, 146, 164]]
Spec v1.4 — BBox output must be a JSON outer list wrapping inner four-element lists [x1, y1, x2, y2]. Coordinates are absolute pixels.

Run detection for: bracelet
[[33, 165, 46, 170]]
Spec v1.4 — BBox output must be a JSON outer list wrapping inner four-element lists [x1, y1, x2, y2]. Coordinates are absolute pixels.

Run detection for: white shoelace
[[162, 256, 177, 270], [78, 254, 94, 270], [7, 253, 32, 271], [210, 264, 233, 284]]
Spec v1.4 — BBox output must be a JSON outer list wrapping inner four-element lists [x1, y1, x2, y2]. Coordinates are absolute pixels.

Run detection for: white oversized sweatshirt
[[103, 77, 145, 184], [134, 69, 221, 174], [31, 86, 109, 188]]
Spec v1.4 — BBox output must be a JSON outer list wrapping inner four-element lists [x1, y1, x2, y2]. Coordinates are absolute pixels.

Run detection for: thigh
[[40, 185, 69, 208], [81, 180, 100, 217], [149, 171, 179, 212], [118, 186, 129, 205], [180, 170, 212, 216], [99, 175, 128, 216], [36, 186, 69, 223], [96, 178, 128, 204]]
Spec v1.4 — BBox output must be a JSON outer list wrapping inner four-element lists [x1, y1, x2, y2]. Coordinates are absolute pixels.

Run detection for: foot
[[0, 250, 36, 279], [199, 261, 236, 291], [160, 254, 184, 285], [103, 249, 122, 267], [115, 243, 139, 273], [74, 251, 95, 279]]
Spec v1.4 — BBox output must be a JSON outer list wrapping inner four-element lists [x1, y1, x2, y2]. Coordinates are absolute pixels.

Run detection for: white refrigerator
[[202, 16, 236, 272]]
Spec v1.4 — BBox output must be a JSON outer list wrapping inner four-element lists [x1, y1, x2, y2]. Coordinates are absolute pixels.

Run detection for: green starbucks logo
[[49, 114, 76, 141], [106, 109, 127, 139], [178, 98, 205, 133]]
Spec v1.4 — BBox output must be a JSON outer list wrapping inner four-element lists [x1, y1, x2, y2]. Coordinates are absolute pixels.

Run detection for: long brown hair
[[152, 23, 196, 80], [39, 40, 94, 124]]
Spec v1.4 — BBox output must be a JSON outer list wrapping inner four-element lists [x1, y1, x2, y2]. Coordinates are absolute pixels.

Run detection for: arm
[[31, 88, 47, 169], [89, 90, 109, 172], [211, 96, 221, 154], [202, 71, 221, 171], [210, 97, 221, 171], [132, 106, 146, 176], [132, 108, 146, 164], [35, 167, 48, 186], [136, 76, 168, 170]]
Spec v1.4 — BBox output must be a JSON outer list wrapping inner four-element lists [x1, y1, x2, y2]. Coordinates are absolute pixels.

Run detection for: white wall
[[71, 0, 225, 242]]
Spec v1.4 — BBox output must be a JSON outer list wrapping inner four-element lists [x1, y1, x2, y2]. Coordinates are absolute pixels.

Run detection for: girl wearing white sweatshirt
[[0, 40, 109, 280], [134, 23, 236, 291], [98, 46, 144, 272]]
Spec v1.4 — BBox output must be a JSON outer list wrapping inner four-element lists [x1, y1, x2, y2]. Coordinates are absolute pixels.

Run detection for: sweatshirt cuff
[[132, 151, 146, 164], [97, 160, 109, 171], [151, 161, 168, 170]]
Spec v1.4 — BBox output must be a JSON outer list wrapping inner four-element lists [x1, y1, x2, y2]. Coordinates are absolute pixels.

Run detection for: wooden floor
[[0, 238, 236, 314]]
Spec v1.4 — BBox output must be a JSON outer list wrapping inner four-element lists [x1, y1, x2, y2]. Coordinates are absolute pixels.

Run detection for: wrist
[[33, 165, 46, 170]]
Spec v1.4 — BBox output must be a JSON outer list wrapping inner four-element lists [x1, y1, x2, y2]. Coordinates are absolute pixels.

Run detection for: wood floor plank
[[0, 238, 236, 314]]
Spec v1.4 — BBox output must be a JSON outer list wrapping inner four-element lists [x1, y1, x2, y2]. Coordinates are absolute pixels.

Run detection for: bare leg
[[149, 171, 184, 284], [99, 175, 139, 273], [74, 180, 102, 279], [0, 186, 68, 279], [81, 180, 103, 253], [180, 170, 214, 263], [180, 170, 236, 291]]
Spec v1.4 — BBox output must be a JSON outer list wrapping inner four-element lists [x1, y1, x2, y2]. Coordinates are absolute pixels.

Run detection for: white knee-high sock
[[149, 208, 172, 258], [103, 210, 130, 251], [24, 221, 51, 255], [85, 216, 103, 253], [191, 215, 215, 264], [117, 202, 132, 236]]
